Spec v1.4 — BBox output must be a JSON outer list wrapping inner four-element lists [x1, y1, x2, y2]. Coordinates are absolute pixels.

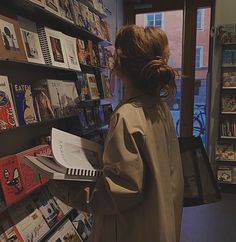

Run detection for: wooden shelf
[[216, 160, 236, 164], [220, 136, 236, 139], [2, 0, 111, 45], [222, 87, 236, 90], [221, 112, 236, 114]]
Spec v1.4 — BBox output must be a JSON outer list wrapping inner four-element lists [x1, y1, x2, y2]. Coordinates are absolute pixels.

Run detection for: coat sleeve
[[88, 112, 146, 215]]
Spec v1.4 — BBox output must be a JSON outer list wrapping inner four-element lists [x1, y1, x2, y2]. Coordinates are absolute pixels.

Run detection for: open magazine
[[23, 128, 103, 181]]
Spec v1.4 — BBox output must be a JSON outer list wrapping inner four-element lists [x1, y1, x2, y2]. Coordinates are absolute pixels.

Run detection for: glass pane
[[194, 7, 211, 144], [136, 10, 183, 135]]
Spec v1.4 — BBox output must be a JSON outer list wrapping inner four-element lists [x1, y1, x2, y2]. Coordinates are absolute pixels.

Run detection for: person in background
[[49, 25, 184, 242]]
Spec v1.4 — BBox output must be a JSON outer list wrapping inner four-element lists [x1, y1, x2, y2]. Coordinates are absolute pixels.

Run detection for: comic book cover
[[76, 73, 91, 101], [216, 143, 235, 160], [0, 76, 18, 131], [58, 0, 74, 23], [76, 39, 87, 64], [71, 0, 85, 28], [217, 165, 232, 183], [222, 95, 236, 112], [101, 70, 112, 98], [12, 83, 39, 125], [0, 155, 25, 206], [84, 73, 100, 100]]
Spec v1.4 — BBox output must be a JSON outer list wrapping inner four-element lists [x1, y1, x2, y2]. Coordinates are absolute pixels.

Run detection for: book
[[100, 20, 111, 42], [216, 144, 235, 160], [63, 35, 81, 71], [46, 219, 83, 242], [101, 70, 112, 98], [29, 0, 46, 7], [222, 48, 236, 67], [0, 75, 19, 131], [33, 79, 55, 122], [0, 155, 25, 206], [47, 79, 64, 118], [0, 212, 22, 241], [75, 72, 91, 101], [9, 198, 50, 241], [221, 118, 236, 137], [23, 128, 103, 181], [223, 72, 236, 88], [44, 0, 60, 16], [93, 13, 103, 38], [85, 107, 96, 127], [12, 82, 39, 125], [58, 0, 74, 23], [84, 73, 100, 100], [53, 196, 72, 215], [217, 166, 232, 182], [0, 14, 27, 61], [71, 0, 85, 28], [71, 211, 92, 242], [38, 26, 68, 68], [218, 24, 236, 45], [222, 95, 236, 113], [79, 2, 90, 31], [18, 16, 45, 64], [76, 38, 87, 65]]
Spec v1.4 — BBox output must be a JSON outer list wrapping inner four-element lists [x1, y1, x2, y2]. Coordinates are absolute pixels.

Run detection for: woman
[[49, 25, 184, 242]]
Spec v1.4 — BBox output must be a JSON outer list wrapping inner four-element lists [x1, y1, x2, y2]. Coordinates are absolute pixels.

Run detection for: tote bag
[[178, 136, 221, 207]]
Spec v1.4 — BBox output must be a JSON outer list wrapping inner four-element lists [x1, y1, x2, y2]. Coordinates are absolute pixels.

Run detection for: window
[[145, 13, 163, 28], [197, 9, 204, 31], [196, 47, 203, 68]]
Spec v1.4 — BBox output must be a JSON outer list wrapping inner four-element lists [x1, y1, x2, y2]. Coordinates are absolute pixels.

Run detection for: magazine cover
[[12, 83, 39, 125], [222, 72, 236, 88], [84, 39, 92, 65], [222, 95, 236, 113], [101, 70, 112, 98], [29, 0, 45, 7], [79, 2, 90, 31], [76, 38, 87, 64], [0, 14, 27, 61], [218, 24, 236, 45], [76, 73, 91, 101], [85, 73, 100, 100], [58, 0, 74, 23], [71, 0, 85, 28], [93, 13, 103, 38], [45, 27, 68, 68], [217, 166, 232, 183], [10, 198, 50, 242], [0, 213, 22, 241], [46, 219, 82, 242], [61, 81, 79, 116], [0, 76, 19, 130], [18, 16, 45, 64], [33, 79, 55, 122], [63, 35, 81, 71], [71, 211, 92, 242], [222, 48, 236, 67], [100, 20, 111, 42], [87, 9, 95, 34], [47, 79, 64, 118], [0, 155, 25, 206], [44, 0, 60, 16], [216, 144, 235, 160]]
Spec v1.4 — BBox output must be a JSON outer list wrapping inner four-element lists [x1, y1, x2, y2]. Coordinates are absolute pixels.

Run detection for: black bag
[[178, 136, 221, 207]]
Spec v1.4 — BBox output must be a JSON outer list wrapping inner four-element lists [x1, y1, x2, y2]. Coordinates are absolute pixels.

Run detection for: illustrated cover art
[[93, 13, 103, 38], [100, 20, 111, 42], [12, 83, 39, 125], [0, 76, 19, 131], [90, 42, 100, 66], [222, 48, 236, 67], [45, 0, 60, 16], [71, 211, 92, 242], [45, 27, 68, 68], [101, 70, 112, 98], [222, 95, 236, 113], [18, 16, 45, 64], [63, 35, 81, 71], [47, 79, 64, 118], [76, 39, 87, 64], [76, 73, 91, 101], [84, 39, 92, 65], [61, 81, 79, 116], [58, 0, 74, 23], [217, 166, 232, 182], [85, 73, 100, 100], [216, 144, 235, 161], [0, 155, 25, 206], [71, 0, 85, 28], [10, 198, 50, 242], [46, 219, 82, 242], [0, 14, 27, 61], [33, 79, 55, 122], [223, 72, 236, 88], [79, 2, 90, 31], [0, 213, 22, 242]]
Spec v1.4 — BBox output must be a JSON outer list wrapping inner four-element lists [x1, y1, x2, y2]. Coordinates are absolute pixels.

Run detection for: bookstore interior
[[0, 0, 236, 241]]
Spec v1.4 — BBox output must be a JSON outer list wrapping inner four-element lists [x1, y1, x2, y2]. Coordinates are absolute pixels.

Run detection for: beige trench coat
[[49, 88, 184, 242]]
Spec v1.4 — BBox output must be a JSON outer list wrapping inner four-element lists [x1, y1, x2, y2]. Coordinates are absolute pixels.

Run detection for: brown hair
[[114, 25, 177, 99]]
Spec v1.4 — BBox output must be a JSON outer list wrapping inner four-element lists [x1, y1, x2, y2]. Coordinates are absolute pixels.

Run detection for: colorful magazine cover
[[76, 39, 87, 64], [101, 70, 112, 98], [0, 75, 18, 131], [12, 83, 39, 125], [71, 0, 85, 28], [85, 73, 100, 100], [76, 73, 91, 101], [0, 155, 25, 206], [216, 144, 235, 160], [217, 166, 232, 183]]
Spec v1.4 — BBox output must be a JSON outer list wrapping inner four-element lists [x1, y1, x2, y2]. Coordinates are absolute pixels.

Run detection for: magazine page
[[51, 128, 103, 170]]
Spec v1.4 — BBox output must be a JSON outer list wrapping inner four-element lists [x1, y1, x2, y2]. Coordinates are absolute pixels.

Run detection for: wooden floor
[[180, 193, 236, 242]]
